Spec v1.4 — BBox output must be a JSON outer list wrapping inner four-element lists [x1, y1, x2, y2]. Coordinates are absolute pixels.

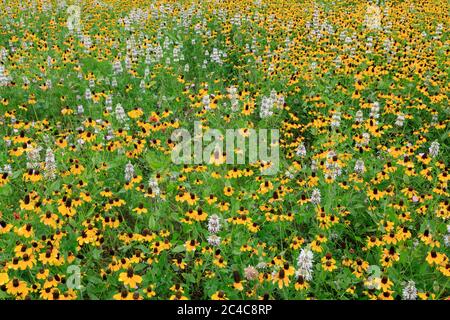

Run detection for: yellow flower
[[0, 272, 9, 285], [223, 186, 234, 196], [273, 269, 290, 289], [185, 239, 199, 252], [378, 290, 394, 300], [294, 276, 309, 291], [128, 108, 143, 119], [211, 291, 228, 300], [426, 251, 444, 266], [113, 289, 133, 300], [132, 204, 147, 215], [6, 278, 29, 297], [118, 268, 142, 288]]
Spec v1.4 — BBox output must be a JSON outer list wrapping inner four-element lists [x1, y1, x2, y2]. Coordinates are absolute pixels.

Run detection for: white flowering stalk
[[444, 225, 450, 247], [125, 56, 132, 71], [227, 86, 239, 112], [354, 159, 365, 174], [113, 59, 123, 74], [433, 23, 443, 40], [173, 46, 180, 62], [296, 248, 314, 281], [210, 47, 224, 65], [402, 281, 418, 300], [296, 143, 306, 157], [369, 102, 381, 119], [84, 88, 92, 100], [77, 138, 85, 148], [105, 95, 113, 113], [365, 36, 374, 54], [311, 159, 318, 172], [310, 188, 321, 205], [115, 104, 128, 123], [2, 164, 12, 175], [154, 44, 163, 62], [260, 96, 274, 118], [331, 111, 341, 129], [429, 141, 439, 158], [431, 114, 438, 125], [105, 128, 114, 141], [355, 110, 364, 123], [207, 214, 221, 246], [139, 79, 145, 91], [44, 148, 57, 180], [395, 113, 405, 127], [26, 146, 42, 170], [4, 138, 11, 147], [148, 177, 161, 196], [306, 5, 334, 42], [325, 151, 342, 180], [244, 266, 259, 281], [207, 234, 221, 247], [0, 64, 12, 86], [124, 161, 135, 182], [208, 214, 221, 234], [202, 94, 211, 111]]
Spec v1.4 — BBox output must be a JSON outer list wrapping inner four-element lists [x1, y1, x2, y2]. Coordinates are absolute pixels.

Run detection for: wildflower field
[[0, 0, 449, 301]]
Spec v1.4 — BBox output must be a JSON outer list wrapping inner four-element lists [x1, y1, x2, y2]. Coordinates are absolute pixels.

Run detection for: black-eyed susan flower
[[118, 267, 142, 288], [232, 271, 244, 291], [272, 269, 290, 289], [6, 278, 29, 297], [185, 239, 199, 252], [294, 275, 309, 291], [211, 290, 228, 300]]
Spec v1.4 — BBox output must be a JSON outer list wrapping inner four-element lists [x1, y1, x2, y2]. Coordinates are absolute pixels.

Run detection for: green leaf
[[0, 184, 12, 196], [172, 245, 185, 253], [148, 216, 156, 229], [182, 273, 196, 283]]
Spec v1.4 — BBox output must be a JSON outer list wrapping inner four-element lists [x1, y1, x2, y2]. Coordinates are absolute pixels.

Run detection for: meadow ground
[[0, 0, 449, 300]]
